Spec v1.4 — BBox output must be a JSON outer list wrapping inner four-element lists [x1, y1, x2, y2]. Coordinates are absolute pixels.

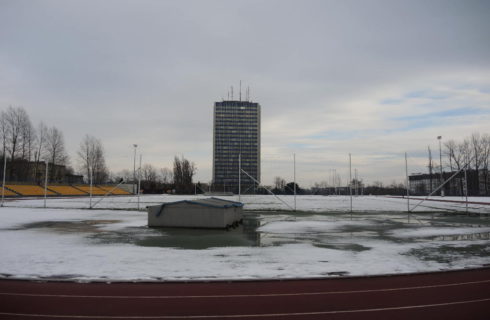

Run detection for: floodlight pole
[[438, 136, 444, 197], [293, 153, 296, 211], [89, 166, 93, 209], [1, 154, 7, 207], [464, 167, 469, 213], [238, 153, 241, 202], [44, 160, 48, 208], [405, 152, 410, 222], [133, 144, 138, 194], [354, 168, 358, 196], [349, 153, 353, 216], [137, 154, 142, 211], [464, 153, 469, 214]]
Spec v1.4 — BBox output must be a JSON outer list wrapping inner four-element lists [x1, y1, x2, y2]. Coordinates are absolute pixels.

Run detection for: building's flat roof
[[156, 197, 244, 209], [215, 101, 260, 107]]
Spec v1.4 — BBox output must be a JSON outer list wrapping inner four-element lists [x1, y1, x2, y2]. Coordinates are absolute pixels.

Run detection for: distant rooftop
[[215, 100, 259, 107]]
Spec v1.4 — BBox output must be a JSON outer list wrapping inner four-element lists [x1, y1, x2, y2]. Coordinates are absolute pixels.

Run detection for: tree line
[[437, 132, 489, 196], [1, 106, 202, 193], [114, 156, 197, 194], [0, 106, 108, 184], [1, 106, 70, 182], [306, 132, 490, 196]]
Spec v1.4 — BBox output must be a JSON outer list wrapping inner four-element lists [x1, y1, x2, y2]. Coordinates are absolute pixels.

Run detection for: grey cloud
[[1, 0, 489, 185]]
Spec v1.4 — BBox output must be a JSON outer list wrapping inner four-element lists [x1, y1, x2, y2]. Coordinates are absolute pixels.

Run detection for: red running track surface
[[0, 267, 489, 320]]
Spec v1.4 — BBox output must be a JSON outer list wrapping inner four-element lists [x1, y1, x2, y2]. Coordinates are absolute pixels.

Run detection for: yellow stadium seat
[[0, 186, 18, 196], [74, 185, 107, 195], [98, 186, 132, 195], [5, 185, 56, 196], [48, 185, 88, 196]]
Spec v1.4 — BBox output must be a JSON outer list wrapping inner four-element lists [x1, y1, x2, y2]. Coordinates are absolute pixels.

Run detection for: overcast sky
[[1, 0, 489, 187]]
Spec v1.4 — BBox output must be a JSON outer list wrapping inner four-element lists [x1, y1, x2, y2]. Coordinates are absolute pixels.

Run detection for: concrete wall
[[148, 203, 242, 229]]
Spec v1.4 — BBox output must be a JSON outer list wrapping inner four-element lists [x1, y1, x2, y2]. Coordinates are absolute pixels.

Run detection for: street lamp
[[1, 154, 7, 207], [44, 160, 49, 208], [133, 144, 138, 194], [437, 136, 444, 197]]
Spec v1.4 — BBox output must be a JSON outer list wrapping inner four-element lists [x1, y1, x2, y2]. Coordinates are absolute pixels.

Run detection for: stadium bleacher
[[5, 185, 57, 196], [48, 185, 88, 196], [0, 184, 133, 197], [74, 185, 109, 195], [98, 186, 132, 195], [0, 186, 18, 196]]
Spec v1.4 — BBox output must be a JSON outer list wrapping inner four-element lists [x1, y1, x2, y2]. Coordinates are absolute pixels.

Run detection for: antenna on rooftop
[[231, 86, 234, 100], [239, 80, 242, 101]]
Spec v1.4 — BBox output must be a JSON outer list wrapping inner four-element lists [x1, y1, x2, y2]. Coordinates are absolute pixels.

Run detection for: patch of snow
[[4, 194, 490, 213], [390, 227, 490, 238], [0, 196, 489, 281], [259, 220, 373, 234]]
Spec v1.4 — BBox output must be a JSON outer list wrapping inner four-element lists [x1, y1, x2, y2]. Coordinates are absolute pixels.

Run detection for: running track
[[0, 268, 489, 320]]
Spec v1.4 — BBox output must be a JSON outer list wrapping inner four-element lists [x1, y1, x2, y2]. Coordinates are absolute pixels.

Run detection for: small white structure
[[147, 197, 244, 229]]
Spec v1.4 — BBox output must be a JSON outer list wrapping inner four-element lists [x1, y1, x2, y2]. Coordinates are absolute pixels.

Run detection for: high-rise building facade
[[213, 100, 261, 193]]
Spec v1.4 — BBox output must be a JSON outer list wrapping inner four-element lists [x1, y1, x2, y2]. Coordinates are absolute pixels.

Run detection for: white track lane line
[[0, 279, 489, 299], [0, 297, 489, 319]]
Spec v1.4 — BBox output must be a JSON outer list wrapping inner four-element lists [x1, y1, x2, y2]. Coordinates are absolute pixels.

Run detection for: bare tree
[[45, 126, 68, 166], [444, 140, 457, 172], [45, 126, 68, 182], [32, 122, 48, 182], [114, 169, 132, 183], [77, 135, 108, 184], [19, 112, 35, 162], [273, 176, 286, 190], [173, 156, 196, 194], [480, 134, 490, 195], [443, 134, 489, 196], [0, 112, 7, 158], [160, 168, 173, 184], [445, 139, 466, 195], [372, 181, 384, 188], [0, 110, 10, 181], [142, 164, 158, 183], [470, 132, 484, 194], [0, 106, 35, 180], [2, 106, 28, 161]]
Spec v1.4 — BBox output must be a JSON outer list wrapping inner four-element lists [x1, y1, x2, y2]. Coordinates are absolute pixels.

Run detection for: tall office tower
[[213, 100, 261, 193]]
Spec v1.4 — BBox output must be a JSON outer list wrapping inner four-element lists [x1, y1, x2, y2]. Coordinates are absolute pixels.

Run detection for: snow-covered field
[[3, 194, 490, 213], [0, 195, 489, 281]]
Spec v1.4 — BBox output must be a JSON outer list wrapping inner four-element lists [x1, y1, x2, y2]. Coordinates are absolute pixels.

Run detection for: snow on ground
[[258, 220, 374, 234], [3, 194, 490, 213], [0, 195, 489, 281], [389, 227, 490, 238]]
